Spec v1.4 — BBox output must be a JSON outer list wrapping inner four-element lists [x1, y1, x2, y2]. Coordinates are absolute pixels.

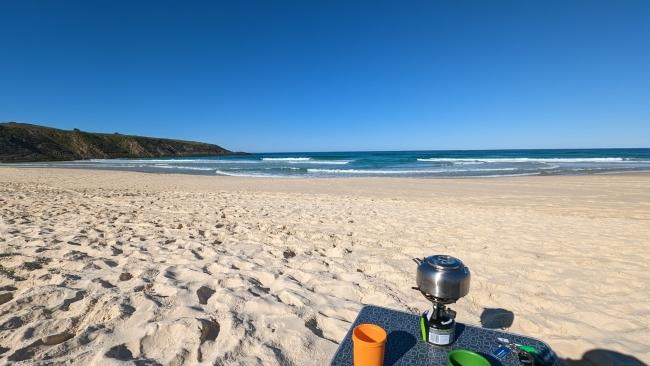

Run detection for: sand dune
[[0, 168, 649, 365]]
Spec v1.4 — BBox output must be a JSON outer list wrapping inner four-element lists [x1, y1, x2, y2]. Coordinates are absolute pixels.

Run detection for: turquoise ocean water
[[7, 149, 650, 178]]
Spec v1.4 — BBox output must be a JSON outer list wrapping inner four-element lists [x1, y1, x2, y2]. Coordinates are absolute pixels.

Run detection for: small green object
[[517, 345, 540, 354], [419, 316, 427, 341], [447, 349, 491, 366]]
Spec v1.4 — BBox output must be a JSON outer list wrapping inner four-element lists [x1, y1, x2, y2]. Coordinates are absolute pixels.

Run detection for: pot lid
[[425, 255, 463, 270]]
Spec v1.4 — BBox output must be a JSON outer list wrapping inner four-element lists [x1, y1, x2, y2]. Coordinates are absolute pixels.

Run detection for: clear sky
[[1, 1, 648, 152]]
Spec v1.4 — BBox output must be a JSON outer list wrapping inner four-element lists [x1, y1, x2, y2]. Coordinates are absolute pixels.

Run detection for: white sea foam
[[542, 165, 561, 170], [289, 160, 350, 165], [469, 167, 519, 172], [417, 158, 477, 162], [214, 170, 297, 178], [307, 167, 521, 175], [484, 157, 627, 163], [260, 157, 351, 165], [215, 170, 270, 177], [262, 157, 311, 161], [307, 168, 446, 174], [152, 164, 214, 171], [417, 157, 629, 163], [467, 172, 542, 178], [450, 161, 485, 165], [88, 159, 261, 164]]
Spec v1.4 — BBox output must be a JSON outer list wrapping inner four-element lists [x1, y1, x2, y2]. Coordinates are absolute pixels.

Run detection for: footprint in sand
[[304, 317, 326, 339], [41, 332, 74, 346], [0, 292, 14, 305], [283, 249, 296, 259], [59, 290, 86, 311], [8, 332, 74, 362], [21, 261, 44, 271], [0, 316, 23, 330], [196, 286, 215, 305], [65, 250, 90, 261], [190, 249, 204, 260], [103, 259, 118, 268], [198, 318, 221, 362], [105, 344, 133, 361], [247, 278, 271, 297], [92, 278, 115, 289]]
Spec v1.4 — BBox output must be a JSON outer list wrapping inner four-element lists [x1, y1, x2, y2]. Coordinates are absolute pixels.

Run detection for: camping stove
[[414, 255, 470, 346]]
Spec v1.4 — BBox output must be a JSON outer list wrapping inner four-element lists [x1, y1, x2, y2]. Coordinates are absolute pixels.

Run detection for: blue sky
[[1, 1, 648, 152]]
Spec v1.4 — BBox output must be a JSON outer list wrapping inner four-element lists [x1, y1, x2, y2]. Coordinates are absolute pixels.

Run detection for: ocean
[[7, 148, 650, 178]]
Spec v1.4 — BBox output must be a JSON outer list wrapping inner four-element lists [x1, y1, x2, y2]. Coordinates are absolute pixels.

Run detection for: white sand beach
[[0, 168, 648, 365]]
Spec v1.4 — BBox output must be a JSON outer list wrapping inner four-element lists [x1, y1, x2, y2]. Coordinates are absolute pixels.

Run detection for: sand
[[0, 168, 648, 366]]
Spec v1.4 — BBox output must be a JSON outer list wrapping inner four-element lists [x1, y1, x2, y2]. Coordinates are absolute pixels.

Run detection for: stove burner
[[414, 255, 471, 346]]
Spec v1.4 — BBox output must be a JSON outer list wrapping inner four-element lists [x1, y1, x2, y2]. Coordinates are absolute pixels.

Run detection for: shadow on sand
[[562, 349, 646, 366], [478, 308, 645, 366], [480, 308, 515, 329]]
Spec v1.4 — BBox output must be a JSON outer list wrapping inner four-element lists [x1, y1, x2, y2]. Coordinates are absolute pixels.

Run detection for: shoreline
[[1, 167, 649, 364], [3, 167, 650, 203], [3, 164, 650, 178], [3, 147, 649, 179], [3, 164, 650, 180]]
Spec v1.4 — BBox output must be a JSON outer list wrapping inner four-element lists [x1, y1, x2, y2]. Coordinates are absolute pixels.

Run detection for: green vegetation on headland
[[0, 122, 240, 163]]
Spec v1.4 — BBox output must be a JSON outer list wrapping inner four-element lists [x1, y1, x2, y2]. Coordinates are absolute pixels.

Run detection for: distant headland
[[0, 122, 241, 163]]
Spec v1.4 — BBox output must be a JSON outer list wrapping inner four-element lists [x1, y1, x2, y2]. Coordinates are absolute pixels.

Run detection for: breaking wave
[[417, 157, 632, 163]]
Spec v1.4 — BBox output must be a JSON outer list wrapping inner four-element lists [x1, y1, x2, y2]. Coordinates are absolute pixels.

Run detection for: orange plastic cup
[[352, 323, 387, 366]]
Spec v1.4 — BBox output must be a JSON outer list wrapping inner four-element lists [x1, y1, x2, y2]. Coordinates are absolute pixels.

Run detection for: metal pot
[[415, 255, 470, 302]]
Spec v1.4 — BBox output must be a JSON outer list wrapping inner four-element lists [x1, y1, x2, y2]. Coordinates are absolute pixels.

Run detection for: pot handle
[[412, 257, 423, 265]]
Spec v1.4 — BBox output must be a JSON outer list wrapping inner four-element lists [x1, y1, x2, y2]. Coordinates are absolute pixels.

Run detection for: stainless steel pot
[[415, 255, 470, 302]]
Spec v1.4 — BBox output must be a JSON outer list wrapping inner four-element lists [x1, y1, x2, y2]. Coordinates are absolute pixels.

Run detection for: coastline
[[4, 148, 649, 178], [1, 167, 649, 364], [5, 164, 650, 179]]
